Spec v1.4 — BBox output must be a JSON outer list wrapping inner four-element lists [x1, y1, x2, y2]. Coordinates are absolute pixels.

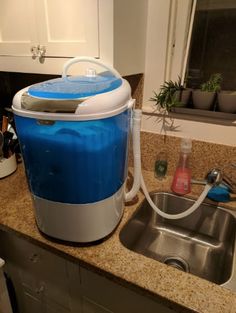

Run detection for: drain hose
[[141, 175, 212, 219], [126, 108, 213, 220], [125, 109, 142, 202]]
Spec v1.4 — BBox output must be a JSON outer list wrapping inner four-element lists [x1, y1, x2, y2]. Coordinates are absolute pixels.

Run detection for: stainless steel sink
[[120, 192, 236, 289]]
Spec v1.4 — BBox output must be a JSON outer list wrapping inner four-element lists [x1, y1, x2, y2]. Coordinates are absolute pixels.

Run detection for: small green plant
[[149, 78, 185, 137], [150, 77, 185, 113], [200, 73, 222, 92]]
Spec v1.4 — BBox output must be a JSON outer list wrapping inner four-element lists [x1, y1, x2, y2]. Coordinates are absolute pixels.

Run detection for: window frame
[[142, 0, 195, 112]]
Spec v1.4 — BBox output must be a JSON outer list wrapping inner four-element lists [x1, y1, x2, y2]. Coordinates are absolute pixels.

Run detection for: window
[[143, 0, 236, 117], [187, 0, 236, 90]]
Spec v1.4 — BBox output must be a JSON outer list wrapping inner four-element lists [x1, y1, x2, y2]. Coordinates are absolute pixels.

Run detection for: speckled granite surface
[[1, 159, 236, 313], [139, 132, 236, 179]]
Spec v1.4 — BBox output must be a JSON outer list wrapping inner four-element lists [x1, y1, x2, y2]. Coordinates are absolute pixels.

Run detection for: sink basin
[[120, 192, 236, 288]]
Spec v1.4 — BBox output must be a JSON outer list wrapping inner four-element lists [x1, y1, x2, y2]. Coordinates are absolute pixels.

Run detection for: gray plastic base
[[32, 186, 124, 242]]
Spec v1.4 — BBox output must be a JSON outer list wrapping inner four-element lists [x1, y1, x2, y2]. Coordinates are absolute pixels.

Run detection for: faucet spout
[[205, 168, 223, 185], [206, 164, 236, 192]]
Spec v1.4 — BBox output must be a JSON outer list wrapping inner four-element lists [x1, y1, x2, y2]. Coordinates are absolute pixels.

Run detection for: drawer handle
[[35, 285, 45, 295], [29, 253, 39, 263]]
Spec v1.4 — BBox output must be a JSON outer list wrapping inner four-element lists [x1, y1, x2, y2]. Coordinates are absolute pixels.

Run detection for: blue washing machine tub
[[12, 57, 134, 242]]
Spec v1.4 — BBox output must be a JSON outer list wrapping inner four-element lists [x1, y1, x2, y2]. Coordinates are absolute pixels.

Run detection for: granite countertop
[[1, 165, 236, 313]]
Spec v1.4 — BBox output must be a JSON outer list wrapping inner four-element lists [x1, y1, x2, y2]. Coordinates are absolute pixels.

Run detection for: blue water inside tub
[[14, 111, 130, 204]]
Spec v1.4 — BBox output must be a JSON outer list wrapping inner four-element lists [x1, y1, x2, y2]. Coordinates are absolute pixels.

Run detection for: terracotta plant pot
[[192, 90, 215, 110], [217, 91, 236, 113]]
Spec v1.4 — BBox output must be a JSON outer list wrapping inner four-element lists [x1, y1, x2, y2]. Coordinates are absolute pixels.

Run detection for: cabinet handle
[[37, 45, 46, 58], [30, 45, 46, 58], [30, 46, 38, 57]]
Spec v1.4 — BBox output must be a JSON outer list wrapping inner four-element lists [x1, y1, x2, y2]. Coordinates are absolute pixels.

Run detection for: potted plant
[[150, 78, 191, 180], [173, 80, 192, 107], [150, 77, 193, 135], [192, 73, 222, 110], [217, 91, 236, 114], [150, 77, 191, 111]]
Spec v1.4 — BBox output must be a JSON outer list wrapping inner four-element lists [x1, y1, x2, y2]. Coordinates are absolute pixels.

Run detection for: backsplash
[[138, 131, 236, 180]]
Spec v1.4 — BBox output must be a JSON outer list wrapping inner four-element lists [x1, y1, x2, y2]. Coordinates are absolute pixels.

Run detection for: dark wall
[[0, 72, 59, 117]]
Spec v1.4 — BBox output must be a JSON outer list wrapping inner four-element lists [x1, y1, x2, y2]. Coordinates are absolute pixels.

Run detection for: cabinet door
[[0, 231, 73, 311], [80, 267, 177, 313], [82, 297, 113, 313], [0, 0, 38, 56], [35, 0, 99, 58], [21, 291, 44, 313]]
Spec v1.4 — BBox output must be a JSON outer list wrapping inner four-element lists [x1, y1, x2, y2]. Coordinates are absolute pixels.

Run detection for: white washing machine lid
[[12, 57, 135, 121], [28, 71, 122, 100]]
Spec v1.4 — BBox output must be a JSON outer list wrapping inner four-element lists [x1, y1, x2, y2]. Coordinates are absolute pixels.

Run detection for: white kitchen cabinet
[[0, 258, 13, 313], [0, 231, 79, 313], [0, 0, 99, 58], [0, 0, 147, 76], [0, 0, 38, 56], [79, 267, 176, 313], [34, 0, 99, 58], [0, 230, 176, 313]]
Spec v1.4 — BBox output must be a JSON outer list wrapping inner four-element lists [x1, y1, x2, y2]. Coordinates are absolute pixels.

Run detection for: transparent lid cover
[[12, 57, 133, 121], [28, 71, 122, 100]]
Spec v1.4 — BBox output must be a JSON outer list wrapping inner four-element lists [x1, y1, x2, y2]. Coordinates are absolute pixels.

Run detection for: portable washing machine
[[12, 57, 136, 243]]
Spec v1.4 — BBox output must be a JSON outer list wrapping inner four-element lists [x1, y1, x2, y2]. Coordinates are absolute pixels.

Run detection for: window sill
[[171, 107, 236, 123], [142, 105, 236, 126]]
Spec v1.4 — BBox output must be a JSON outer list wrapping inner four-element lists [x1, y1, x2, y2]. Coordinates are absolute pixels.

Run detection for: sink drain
[[163, 256, 189, 273]]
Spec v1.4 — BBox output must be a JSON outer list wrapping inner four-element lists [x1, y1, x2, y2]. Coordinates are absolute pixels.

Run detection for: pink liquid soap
[[171, 167, 191, 195], [171, 138, 192, 196]]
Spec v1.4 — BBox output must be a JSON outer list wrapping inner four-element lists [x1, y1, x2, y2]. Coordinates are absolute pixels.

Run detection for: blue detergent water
[[15, 111, 130, 204], [28, 72, 122, 99]]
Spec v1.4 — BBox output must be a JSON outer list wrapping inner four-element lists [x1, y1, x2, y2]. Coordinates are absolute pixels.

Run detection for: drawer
[[21, 289, 72, 313], [80, 267, 176, 313], [82, 296, 112, 313], [0, 231, 66, 280], [0, 231, 72, 309]]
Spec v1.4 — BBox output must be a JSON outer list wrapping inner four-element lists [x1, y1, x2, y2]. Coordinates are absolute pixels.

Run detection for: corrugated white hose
[[127, 109, 213, 219], [141, 175, 212, 219], [124, 109, 142, 202]]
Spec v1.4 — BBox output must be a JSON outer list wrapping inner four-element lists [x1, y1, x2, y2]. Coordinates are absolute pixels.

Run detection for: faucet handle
[[222, 174, 236, 194], [222, 163, 236, 193]]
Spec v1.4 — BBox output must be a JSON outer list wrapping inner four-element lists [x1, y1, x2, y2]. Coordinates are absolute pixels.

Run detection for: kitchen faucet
[[192, 164, 236, 202]]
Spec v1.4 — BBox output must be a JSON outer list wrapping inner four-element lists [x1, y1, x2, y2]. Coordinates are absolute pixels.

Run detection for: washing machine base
[[32, 185, 124, 243]]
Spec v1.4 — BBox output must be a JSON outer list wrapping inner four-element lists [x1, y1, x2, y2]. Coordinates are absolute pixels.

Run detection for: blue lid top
[[28, 71, 122, 100]]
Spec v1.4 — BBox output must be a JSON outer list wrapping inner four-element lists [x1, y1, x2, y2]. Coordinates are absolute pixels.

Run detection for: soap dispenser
[[171, 138, 192, 195]]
